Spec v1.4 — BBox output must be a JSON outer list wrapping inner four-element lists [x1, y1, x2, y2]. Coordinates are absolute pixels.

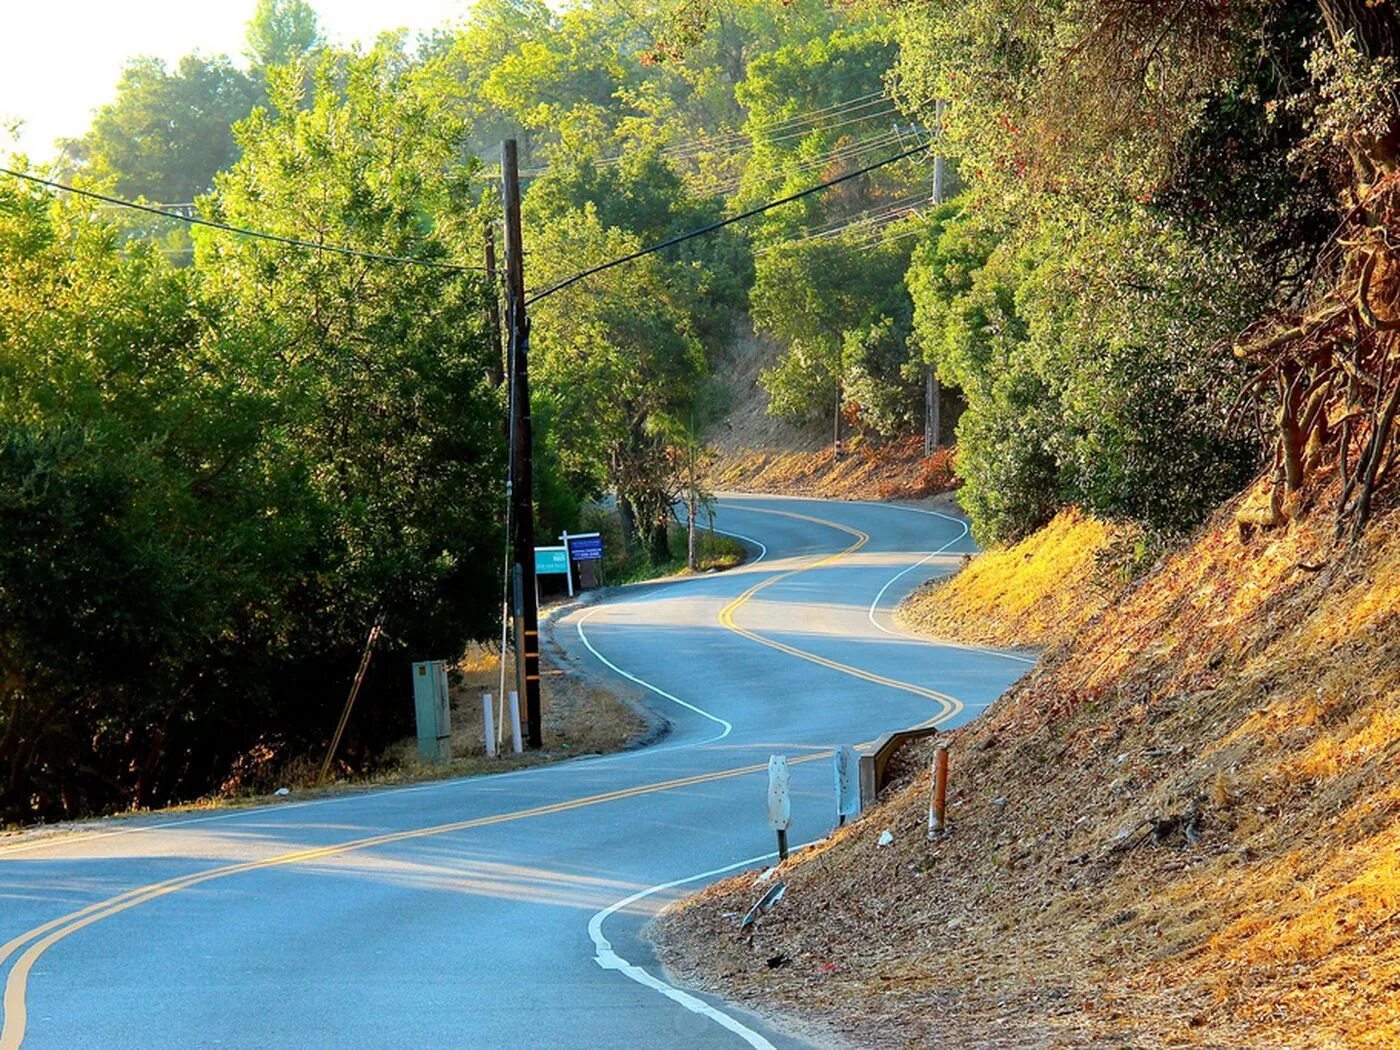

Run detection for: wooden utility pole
[[484, 223, 504, 388], [502, 140, 542, 750], [833, 378, 843, 458], [687, 418, 698, 572], [925, 100, 946, 456]]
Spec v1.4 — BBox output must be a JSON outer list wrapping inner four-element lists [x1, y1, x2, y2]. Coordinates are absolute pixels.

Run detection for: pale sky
[[0, 1, 471, 161]]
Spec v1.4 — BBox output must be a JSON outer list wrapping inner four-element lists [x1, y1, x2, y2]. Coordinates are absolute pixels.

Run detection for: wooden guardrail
[[858, 725, 941, 811]]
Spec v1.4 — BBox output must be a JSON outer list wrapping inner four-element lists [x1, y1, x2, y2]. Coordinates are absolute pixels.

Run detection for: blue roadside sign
[[534, 547, 569, 575], [568, 534, 604, 561]]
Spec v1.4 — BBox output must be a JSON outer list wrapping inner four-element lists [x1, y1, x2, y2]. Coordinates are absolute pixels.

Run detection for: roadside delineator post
[[834, 745, 858, 827], [928, 744, 949, 838], [507, 690, 524, 754], [482, 693, 497, 758], [768, 755, 791, 860]]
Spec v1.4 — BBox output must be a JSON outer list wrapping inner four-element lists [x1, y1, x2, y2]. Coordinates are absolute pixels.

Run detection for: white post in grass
[[482, 693, 497, 758], [834, 745, 858, 827], [768, 755, 792, 860], [508, 690, 524, 754]]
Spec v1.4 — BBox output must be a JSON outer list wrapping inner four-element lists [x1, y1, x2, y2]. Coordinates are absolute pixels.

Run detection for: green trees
[[754, 233, 916, 434], [885, 0, 1387, 543], [523, 152, 746, 556], [908, 206, 1263, 541], [245, 0, 323, 70], [201, 44, 506, 660], [57, 55, 260, 202], [0, 43, 503, 823], [55, 0, 323, 206]]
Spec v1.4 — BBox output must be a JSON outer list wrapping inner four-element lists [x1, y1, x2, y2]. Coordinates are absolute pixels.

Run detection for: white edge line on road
[[589, 850, 780, 1050], [0, 527, 773, 858], [577, 528, 782, 1046], [573, 526, 769, 748], [855, 501, 1038, 666], [576, 605, 734, 743], [0, 504, 1006, 860]]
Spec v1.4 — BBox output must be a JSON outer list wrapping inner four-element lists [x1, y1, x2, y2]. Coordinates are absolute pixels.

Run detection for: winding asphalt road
[[0, 494, 1031, 1049]]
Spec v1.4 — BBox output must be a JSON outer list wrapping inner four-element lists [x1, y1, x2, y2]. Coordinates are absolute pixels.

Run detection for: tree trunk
[[649, 520, 671, 563], [1318, 0, 1400, 61], [687, 441, 698, 571], [617, 495, 637, 555]]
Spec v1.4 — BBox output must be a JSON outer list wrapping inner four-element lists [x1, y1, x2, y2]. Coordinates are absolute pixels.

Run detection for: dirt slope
[[653, 481, 1400, 1049], [709, 325, 827, 456], [896, 508, 1123, 652], [710, 437, 956, 502], [706, 323, 953, 501]]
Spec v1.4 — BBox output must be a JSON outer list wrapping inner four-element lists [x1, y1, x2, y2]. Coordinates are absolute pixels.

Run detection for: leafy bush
[[0, 45, 504, 823]]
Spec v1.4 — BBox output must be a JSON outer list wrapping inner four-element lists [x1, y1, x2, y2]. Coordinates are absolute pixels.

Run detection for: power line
[[0, 167, 488, 273], [606, 91, 892, 164], [694, 128, 913, 197], [762, 192, 926, 247], [537, 91, 900, 174], [601, 100, 900, 174], [754, 204, 923, 258], [853, 226, 926, 253], [660, 96, 898, 161], [526, 143, 927, 304]]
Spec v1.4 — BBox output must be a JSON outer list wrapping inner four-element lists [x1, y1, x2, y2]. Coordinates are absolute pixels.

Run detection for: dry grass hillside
[[897, 508, 1124, 651], [706, 323, 954, 501], [654, 481, 1400, 1049], [709, 437, 955, 502]]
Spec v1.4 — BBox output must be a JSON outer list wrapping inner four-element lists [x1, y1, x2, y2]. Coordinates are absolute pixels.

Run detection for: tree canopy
[[3, 0, 1396, 822]]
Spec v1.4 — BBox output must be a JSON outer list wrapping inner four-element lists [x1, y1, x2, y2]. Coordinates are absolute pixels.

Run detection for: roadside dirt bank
[[652, 480, 1400, 1049], [710, 436, 958, 503]]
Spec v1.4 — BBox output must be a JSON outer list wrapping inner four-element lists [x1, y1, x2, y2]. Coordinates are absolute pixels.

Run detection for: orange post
[[929, 745, 949, 838]]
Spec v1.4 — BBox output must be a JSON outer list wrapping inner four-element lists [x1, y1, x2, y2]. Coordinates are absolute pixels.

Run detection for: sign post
[[767, 754, 792, 860]]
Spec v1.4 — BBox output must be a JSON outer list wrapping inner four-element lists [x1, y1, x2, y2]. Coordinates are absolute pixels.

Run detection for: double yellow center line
[[0, 754, 829, 1049], [716, 506, 963, 723], [0, 502, 960, 1048]]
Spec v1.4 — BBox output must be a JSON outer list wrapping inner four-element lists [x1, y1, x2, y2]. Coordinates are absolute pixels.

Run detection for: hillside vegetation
[[655, 487, 1400, 1047], [710, 437, 957, 502], [0, 0, 935, 823], [896, 508, 1123, 651]]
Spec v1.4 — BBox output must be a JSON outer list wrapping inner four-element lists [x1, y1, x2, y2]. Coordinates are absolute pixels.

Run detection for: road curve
[[0, 494, 1029, 1049]]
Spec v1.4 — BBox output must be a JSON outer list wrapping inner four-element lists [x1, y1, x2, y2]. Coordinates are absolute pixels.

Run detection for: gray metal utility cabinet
[[412, 660, 452, 763]]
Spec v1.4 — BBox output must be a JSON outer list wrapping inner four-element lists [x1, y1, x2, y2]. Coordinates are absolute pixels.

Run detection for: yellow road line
[[0, 752, 827, 1049], [1, 500, 962, 1047], [715, 504, 964, 723]]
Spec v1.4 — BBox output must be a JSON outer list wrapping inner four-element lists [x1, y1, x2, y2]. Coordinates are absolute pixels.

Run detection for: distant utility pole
[[502, 140, 543, 750], [687, 412, 698, 572], [834, 378, 844, 459], [924, 100, 947, 457], [484, 222, 504, 388]]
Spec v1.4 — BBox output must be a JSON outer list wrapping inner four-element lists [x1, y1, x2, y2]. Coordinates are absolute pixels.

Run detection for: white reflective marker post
[[482, 693, 497, 758], [767, 755, 791, 860], [508, 690, 523, 754], [834, 745, 858, 826]]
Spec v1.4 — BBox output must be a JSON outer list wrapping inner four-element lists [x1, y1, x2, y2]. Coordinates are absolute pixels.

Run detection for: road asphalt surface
[[0, 493, 1032, 1049]]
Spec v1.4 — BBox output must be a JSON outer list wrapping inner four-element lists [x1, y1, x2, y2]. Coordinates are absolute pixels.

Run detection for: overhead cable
[[0, 167, 487, 273], [526, 143, 927, 304]]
